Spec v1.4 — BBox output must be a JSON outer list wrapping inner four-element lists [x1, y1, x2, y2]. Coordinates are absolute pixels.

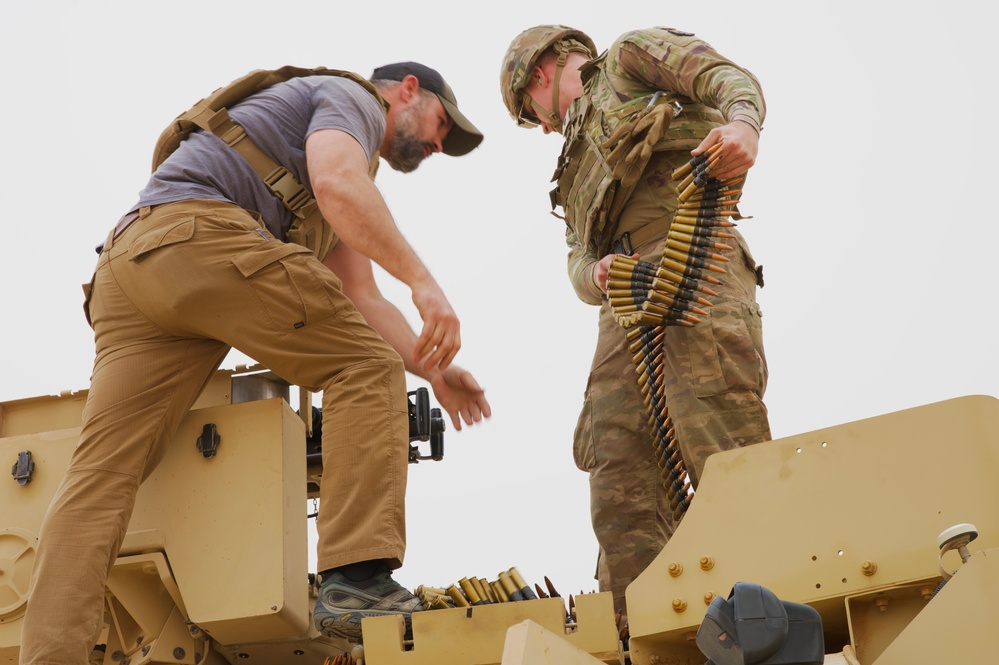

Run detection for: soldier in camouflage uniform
[[500, 26, 771, 619]]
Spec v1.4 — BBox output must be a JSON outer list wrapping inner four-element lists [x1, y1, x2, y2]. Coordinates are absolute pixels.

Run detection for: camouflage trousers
[[572, 229, 771, 617]]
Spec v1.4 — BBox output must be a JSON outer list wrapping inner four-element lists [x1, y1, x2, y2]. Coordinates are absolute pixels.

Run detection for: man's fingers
[[416, 327, 460, 371]]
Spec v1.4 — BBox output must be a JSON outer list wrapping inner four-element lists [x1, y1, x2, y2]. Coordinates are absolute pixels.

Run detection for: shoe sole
[[316, 609, 414, 642]]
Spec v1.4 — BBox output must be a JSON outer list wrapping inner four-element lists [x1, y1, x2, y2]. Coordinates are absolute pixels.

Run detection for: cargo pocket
[[231, 242, 338, 330], [573, 378, 597, 472], [684, 301, 765, 398], [82, 276, 96, 328]]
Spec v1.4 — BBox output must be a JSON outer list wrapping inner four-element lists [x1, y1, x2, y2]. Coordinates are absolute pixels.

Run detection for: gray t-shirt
[[134, 75, 385, 239]]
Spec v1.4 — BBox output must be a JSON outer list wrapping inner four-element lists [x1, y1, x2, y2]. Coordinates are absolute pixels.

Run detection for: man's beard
[[384, 97, 434, 173]]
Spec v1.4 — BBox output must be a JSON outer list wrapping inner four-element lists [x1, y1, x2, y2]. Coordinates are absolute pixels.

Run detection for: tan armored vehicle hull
[[1, 366, 994, 664]]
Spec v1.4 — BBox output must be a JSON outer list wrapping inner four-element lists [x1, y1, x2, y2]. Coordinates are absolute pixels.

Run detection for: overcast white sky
[[2, 1, 997, 600]]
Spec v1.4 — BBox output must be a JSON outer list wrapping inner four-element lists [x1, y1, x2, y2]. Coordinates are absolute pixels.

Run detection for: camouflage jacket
[[551, 27, 766, 304]]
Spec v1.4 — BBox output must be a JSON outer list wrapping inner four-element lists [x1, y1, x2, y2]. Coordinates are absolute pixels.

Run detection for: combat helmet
[[500, 25, 595, 130]]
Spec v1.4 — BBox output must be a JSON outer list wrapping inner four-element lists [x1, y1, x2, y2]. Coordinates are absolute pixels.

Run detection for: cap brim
[[437, 95, 483, 156]]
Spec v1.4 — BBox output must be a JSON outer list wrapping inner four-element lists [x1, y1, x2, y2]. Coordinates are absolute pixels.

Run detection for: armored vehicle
[[1, 365, 994, 664]]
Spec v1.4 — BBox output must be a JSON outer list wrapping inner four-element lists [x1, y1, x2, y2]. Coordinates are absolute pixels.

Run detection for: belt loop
[[113, 209, 143, 239]]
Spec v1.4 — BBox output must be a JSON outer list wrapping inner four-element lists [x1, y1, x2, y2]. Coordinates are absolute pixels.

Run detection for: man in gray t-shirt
[[19, 62, 491, 662]]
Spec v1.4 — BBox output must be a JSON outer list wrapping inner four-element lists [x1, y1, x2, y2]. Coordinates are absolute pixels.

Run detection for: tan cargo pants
[[573, 229, 771, 618], [19, 200, 409, 665]]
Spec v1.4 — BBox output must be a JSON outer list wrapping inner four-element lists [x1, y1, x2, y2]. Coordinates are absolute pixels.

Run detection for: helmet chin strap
[[543, 39, 591, 134], [544, 44, 571, 133]]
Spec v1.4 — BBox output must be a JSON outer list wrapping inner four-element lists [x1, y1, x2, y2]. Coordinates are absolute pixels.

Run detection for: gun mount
[[1, 365, 996, 664]]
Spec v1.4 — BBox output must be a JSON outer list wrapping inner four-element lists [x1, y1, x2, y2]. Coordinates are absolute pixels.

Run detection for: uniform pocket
[[232, 241, 338, 329], [572, 378, 598, 472], [82, 276, 96, 328], [684, 301, 766, 398], [231, 241, 314, 276], [129, 218, 196, 261]]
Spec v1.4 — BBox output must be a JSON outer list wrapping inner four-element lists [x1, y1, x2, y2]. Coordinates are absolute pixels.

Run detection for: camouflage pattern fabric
[[573, 219, 769, 615], [499, 25, 595, 127], [555, 26, 765, 272], [556, 28, 770, 619]]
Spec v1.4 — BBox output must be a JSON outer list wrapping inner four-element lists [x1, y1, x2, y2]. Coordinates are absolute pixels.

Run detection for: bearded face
[[383, 93, 436, 173]]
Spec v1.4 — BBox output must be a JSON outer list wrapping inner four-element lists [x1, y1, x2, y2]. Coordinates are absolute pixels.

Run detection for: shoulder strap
[[151, 66, 385, 170], [150, 67, 386, 260]]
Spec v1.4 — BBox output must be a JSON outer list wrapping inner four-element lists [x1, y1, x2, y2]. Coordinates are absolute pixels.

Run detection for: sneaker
[[314, 567, 423, 641]]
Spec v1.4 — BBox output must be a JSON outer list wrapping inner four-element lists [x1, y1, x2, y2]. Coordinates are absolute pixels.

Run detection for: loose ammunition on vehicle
[[490, 580, 510, 603], [471, 576, 494, 604], [486, 578, 501, 603], [545, 576, 562, 598], [447, 583, 470, 607], [508, 567, 538, 600], [424, 595, 452, 610], [498, 571, 525, 602], [459, 577, 486, 605]]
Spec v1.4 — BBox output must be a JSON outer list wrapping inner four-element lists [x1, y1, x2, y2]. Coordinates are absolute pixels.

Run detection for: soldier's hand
[[411, 282, 460, 371], [429, 366, 491, 431], [692, 121, 759, 182], [593, 252, 639, 293]]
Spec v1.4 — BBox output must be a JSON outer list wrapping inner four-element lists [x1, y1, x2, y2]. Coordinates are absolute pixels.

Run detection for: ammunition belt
[[606, 142, 747, 523]]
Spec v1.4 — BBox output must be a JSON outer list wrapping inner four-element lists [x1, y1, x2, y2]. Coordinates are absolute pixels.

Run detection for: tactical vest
[[151, 66, 388, 261], [550, 35, 727, 257]]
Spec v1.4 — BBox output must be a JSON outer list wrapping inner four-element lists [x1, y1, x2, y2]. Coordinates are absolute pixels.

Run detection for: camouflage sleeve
[[614, 28, 766, 129], [566, 227, 604, 305]]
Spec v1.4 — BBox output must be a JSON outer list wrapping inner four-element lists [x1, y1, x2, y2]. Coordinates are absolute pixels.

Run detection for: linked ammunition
[[671, 223, 737, 240], [672, 141, 724, 181], [668, 230, 734, 251], [606, 147, 759, 523], [672, 214, 737, 227], [660, 256, 725, 281]]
